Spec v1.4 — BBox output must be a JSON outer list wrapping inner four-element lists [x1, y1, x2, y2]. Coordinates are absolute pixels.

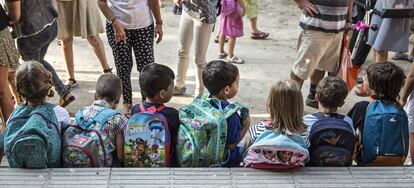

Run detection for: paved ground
[[1, 167, 414, 187]]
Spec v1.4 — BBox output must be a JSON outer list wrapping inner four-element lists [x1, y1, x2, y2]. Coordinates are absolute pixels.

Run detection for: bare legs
[[249, 17, 259, 33], [61, 35, 110, 81], [0, 66, 14, 126], [219, 33, 236, 58], [373, 50, 388, 63]]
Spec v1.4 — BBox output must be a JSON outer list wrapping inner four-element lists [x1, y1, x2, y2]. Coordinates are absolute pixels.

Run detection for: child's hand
[[237, 0, 247, 16]]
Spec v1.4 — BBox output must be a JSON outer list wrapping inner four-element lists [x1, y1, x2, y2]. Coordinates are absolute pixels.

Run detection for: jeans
[[175, 12, 213, 97], [17, 21, 69, 98]]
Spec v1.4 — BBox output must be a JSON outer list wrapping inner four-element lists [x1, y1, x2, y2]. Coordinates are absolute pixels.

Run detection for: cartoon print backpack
[[360, 100, 409, 166], [308, 113, 356, 166], [176, 95, 249, 167], [62, 108, 119, 167], [4, 103, 61, 168], [124, 104, 171, 167], [244, 120, 309, 169]]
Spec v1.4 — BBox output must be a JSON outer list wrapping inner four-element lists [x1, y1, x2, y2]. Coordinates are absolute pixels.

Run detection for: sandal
[[392, 53, 414, 62], [251, 31, 269, 40], [218, 51, 228, 59], [59, 93, 75, 108], [103, 68, 113, 73], [227, 56, 245, 64], [65, 78, 78, 88]]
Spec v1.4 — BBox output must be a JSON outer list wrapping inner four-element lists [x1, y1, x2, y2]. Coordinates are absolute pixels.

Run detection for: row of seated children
[[0, 60, 410, 168]]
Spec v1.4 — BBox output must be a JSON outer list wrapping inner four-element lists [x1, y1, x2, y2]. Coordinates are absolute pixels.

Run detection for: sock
[[308, 84, 317, 99]]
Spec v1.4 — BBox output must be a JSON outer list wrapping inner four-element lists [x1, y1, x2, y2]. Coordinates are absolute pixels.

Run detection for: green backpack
[[176, 96, 248, 167], [4, 103, 61, 168]]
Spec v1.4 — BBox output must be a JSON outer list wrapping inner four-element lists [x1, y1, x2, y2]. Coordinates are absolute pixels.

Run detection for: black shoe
[[305, 97, 318, 109]]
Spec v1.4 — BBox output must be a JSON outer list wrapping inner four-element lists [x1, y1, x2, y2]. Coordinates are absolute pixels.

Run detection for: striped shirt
[[299, 0, 350, 33]]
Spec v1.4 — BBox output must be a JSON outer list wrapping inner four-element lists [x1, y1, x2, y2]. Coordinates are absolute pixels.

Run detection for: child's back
[[348, 62, 408, 165], [4, 61, 67, 168], [304, 77, 356, 166]]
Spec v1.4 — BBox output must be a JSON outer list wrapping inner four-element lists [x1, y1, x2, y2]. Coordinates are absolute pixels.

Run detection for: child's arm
[[238, 113, 250, 144], [115, 133, 124, 163]]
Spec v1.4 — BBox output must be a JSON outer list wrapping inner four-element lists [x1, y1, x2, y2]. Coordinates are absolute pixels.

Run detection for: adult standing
[[245, 0, 269, 39], [0, 1, 19, 124], [290, 0, 353, 108], [367, 0, 413, 63], [6, 0, 75, 107], [57, 0, 112, 88], [98, 0, 163, 114], [173, 0, 218, 97]]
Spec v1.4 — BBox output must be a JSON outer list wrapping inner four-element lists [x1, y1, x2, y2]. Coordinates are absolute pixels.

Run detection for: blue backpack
[[308, 113, 355, 166], [124, 104, 171, 167], [361, 100, 409, 166], [62, 108, 118, 167], [4, 103, 61, 168]]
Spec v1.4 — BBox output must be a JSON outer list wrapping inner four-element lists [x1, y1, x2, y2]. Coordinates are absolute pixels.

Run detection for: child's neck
[[212, 95, 227, 101], [318, 105, 338, 115], [145, 98, 164, 104]]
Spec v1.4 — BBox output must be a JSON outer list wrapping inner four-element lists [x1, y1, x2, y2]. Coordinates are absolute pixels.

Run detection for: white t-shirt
[[53, 106, 71, 132], [108, 0, 153, 29]]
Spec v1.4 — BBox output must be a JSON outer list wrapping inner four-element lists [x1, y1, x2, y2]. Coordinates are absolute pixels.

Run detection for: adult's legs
[[7, 70, 19, 103], [106, 23, 133, 111], [193, 18, 213, 97], [374, 50, 388, 63], [249, 17, 259, 34], [0, 66, 13, 123], [410, 133, 414, 165], [131, 24, 155, 101], [87, 35, 111, 71], [60, 36, 75, 80], [175, 13, 194, 92]]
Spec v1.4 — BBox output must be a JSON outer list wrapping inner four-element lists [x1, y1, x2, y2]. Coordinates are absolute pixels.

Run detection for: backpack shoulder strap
[[312, 112, 326, 120], [93, 108, 119, 126], [140, 103, 166, 113]]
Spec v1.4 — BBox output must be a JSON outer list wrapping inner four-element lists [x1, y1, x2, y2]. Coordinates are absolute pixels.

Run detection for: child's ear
[[159, 90, 166, 99], [315, 92, 321, 102], [224, 86, 231, 95]]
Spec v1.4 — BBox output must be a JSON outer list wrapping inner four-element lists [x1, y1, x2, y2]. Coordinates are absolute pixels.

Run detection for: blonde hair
[[16, 61, 54, 105], [267, 80, 306, 134]]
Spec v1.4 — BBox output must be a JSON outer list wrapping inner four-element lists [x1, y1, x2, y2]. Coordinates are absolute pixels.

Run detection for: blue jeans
[[16, 21, 69, 97]]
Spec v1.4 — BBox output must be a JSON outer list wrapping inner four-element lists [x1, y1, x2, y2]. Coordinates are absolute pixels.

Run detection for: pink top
[[219, 0, 244, 38]]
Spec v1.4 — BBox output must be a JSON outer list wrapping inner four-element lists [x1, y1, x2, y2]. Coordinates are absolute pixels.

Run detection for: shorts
[[404, 93, 414, 133], [292, 28, 343, 80], [245, 0, 259, 19]]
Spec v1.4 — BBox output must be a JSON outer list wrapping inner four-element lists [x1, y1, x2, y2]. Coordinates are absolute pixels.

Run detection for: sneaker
[[65, 78, 78, 88], [305, 96, 318, 109], [173, 86, 187, 95]]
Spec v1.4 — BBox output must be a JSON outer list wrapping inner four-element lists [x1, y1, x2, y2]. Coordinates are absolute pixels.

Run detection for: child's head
[[139, 63, 175, 103], [267, 80, 306, 134], [366, 62, 405, 102], [316, 76, 348, 109], [263, 150, 276, 160], [202, 60, 239, 100], [16, 61, 54, 105], [277, 151, 293, 163], [95, 73, 123, 108]]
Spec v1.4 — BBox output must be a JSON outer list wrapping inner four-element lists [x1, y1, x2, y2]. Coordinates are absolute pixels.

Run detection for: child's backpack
[[360, 100, 409, 166], [62, 107, 119, 167], [176, 96, 249, 167], [4, 103, 61, 168], [124, 104, 171, 167], [244, 120, 309, 169], [308, 113, 356, 166]]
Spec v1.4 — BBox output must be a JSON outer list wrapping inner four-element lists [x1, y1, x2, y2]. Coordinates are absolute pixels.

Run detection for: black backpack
[[308, 113, 356, 166]]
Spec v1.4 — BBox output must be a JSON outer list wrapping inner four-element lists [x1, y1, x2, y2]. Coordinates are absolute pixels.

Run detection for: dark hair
[[139, 63, 175, 98], [96, 73, 123, 102], [367, 62, 405, 102], [316, 76, 348, 108], [16, 61, 54, 105], [202, 60, 239, 95]]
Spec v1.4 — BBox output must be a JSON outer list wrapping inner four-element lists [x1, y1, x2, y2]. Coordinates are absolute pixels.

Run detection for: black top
[[131, 102, 180, 167], [347, 101, 370, 134], [0, 5, 9, 31]]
